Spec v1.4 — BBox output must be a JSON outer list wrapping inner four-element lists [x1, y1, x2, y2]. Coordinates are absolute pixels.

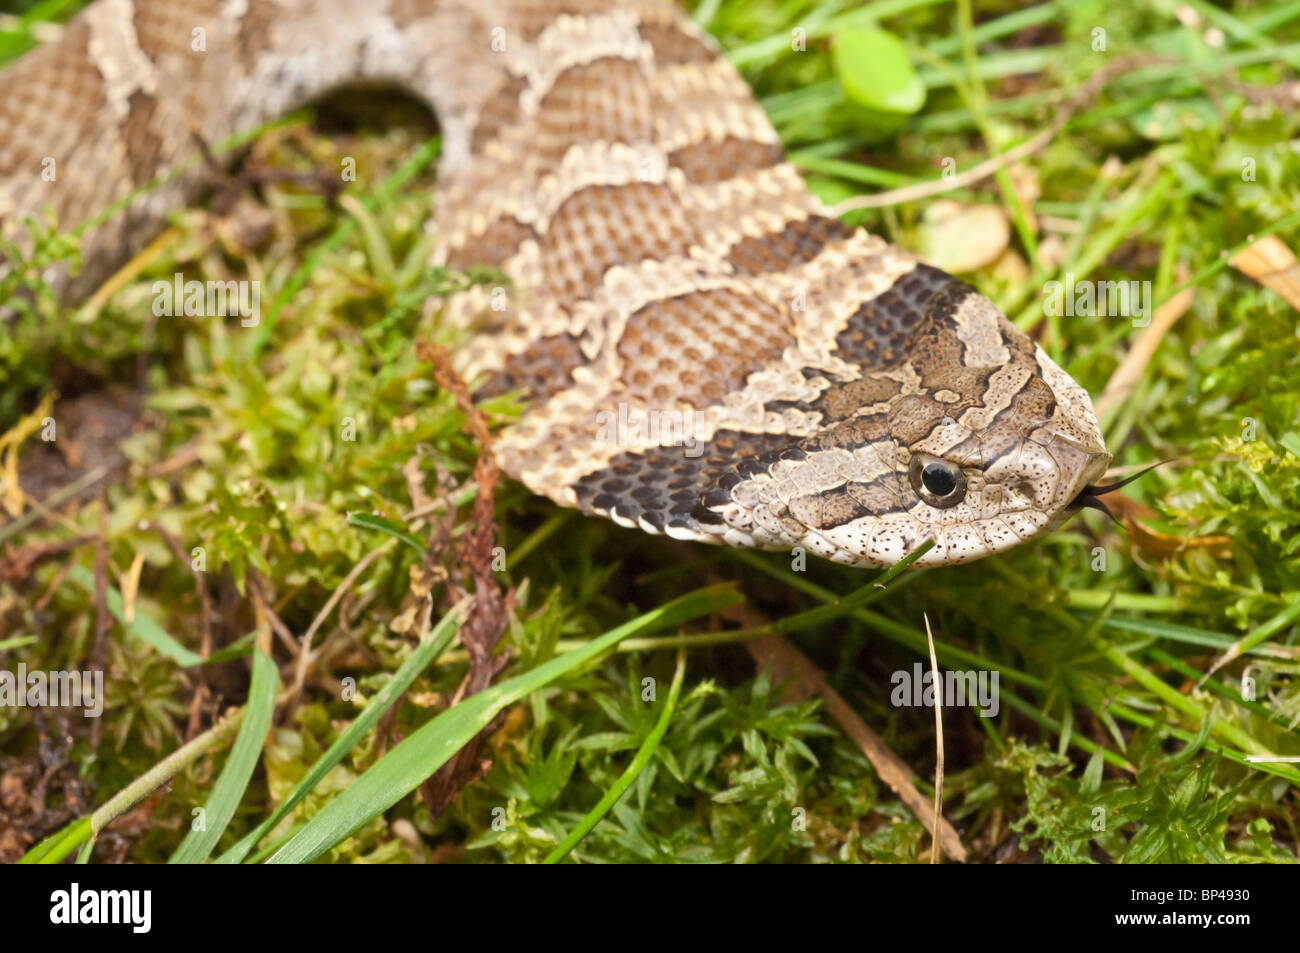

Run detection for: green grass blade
[[544, 649, 687, 864], [214, 598, 470, 864], [19, 710, 247, 865], [169, 648, 280, 863], [19, 817, 93, 865], [1101, 615, 1300, 660], [68, 565, 203, 666], [266, 584, 739, 864], [346, 511, 428, 554]]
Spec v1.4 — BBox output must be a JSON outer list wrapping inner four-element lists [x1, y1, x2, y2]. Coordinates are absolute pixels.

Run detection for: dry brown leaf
[[1230, 234, 1300, 312], [120, 551, 146, 624], [1104, 491, 1232, 560]]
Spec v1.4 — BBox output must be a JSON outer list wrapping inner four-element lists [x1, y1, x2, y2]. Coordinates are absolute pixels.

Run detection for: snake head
[[692, 274, 1111, 567]]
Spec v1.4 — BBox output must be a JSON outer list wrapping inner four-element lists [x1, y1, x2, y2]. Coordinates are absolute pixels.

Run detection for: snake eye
[[908, 453, 968, 509], [923, 463, 956, 496]]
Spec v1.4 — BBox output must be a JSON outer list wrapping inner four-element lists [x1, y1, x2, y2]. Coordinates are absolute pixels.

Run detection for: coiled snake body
[[0, 0, 1111, 567]]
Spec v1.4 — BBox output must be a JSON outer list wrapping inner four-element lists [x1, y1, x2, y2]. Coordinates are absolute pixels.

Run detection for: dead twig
[[924, 613, 945, 865], [415, 342, 517, 820], [1093, 268, 1194, 422], [90, 491, 111, 752], [745, 631, 968, 863]]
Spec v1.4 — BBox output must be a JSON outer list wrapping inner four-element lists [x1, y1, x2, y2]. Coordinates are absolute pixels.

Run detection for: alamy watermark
[[153, 272, 260, 327], [49, 884, 150, 933], [0, 664, 104, 717], [1042, 272, 1151, 326], [891, 663, 999, 717]]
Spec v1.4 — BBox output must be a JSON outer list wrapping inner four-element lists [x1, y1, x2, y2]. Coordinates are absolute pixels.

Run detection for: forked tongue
[[1069, 460, 1170, 524]]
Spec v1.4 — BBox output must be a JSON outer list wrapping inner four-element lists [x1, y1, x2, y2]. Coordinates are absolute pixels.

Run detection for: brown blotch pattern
[[132, 0, 223, 63], [788, 485, 869, 531], [120, 90, 164, 186], [835, 263, 964, 368], [236, 0, 280, 71], [638, 20, 715, 64], [813, 376, 904, 421], [480, 333, 587, 404], [798, 413, 892, 454], [540, 182, 696, 301], [0, 0, 1109, 568], [0, 20, 105, 205], [884, 395, 948, 448], [534, 57, 655, 169], [618, 287, 793, 406], [727, 215, 855, 276], [668, 136, 785, 185], [942, 374, 1059, 466], [511, 0, 617, 41], [788, 473, 911, 531], [904, 326, 996, 412], [469, 74, 528, 154], [445, 214, 537, 269]]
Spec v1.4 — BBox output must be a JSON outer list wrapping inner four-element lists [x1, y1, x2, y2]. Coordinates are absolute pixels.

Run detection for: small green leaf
[[1080, 748, 1105, 796], [68, 566, 203, 667], [204, 630, 259, 665], [347, 511, 427, 554], [832, 29, 925, 115], [544, 651, 688, 864], [169, 648, 280, 863]]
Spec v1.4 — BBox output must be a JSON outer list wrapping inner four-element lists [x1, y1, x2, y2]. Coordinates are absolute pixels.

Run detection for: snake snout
[[1023, 441, 1109, 530], [1051, 442, 1111, 510]]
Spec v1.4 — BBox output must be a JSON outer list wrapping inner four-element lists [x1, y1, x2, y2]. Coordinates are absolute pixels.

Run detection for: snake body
[[0, 0, 1111, 567]]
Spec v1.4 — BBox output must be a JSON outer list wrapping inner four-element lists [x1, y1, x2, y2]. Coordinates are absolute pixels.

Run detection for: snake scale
[[0, 0, 1111, 568]]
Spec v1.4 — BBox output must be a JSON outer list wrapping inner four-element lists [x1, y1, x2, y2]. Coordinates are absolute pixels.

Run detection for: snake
[[0, 0, 1112, 569]]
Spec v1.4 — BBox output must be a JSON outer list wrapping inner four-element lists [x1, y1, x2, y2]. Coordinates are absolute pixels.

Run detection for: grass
[[2, 0, 1299, 864]]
